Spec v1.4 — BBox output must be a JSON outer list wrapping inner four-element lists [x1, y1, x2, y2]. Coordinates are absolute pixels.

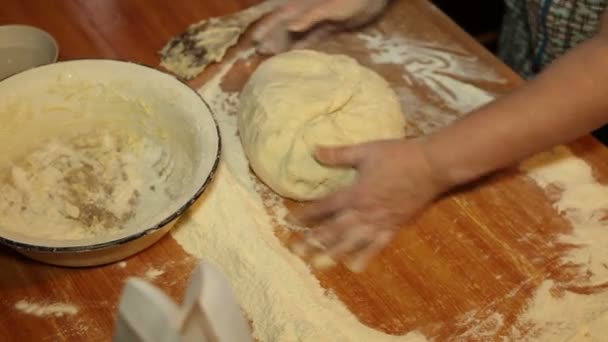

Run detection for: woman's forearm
[[423, 35, 608, 188]]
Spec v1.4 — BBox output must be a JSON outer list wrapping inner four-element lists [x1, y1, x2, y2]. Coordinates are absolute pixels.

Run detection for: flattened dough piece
[[238, 49, 406, 201]]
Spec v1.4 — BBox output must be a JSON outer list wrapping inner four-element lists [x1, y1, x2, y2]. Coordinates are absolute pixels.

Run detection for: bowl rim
[[0, 58, 222, 253]]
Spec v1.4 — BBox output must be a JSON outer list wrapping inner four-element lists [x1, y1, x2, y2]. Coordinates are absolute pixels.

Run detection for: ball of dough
[[238, 49, 406, 201]]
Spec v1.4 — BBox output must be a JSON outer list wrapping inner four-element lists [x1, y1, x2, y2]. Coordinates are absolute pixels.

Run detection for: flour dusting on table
[[517, 147, 608, 340], [14, 300, 79, 317], [358, 31, 499, 133]]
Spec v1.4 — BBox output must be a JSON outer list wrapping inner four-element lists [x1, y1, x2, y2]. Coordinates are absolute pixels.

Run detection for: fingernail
[[312, 147, 326, 163], [287, 22, 306, 32], [255, 42, 276, 56]]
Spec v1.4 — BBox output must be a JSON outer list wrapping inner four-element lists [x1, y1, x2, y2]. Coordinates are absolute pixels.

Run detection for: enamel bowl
[[0, 25, 58, 80], [0, 60, 220, 267]]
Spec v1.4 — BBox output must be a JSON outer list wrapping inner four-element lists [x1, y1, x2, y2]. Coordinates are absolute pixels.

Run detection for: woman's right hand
[[253, 0, 389, 55]]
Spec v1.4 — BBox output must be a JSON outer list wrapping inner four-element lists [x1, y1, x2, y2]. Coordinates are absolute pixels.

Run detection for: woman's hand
[[253, 0, 389, 54], [289, 138, 450, 272]]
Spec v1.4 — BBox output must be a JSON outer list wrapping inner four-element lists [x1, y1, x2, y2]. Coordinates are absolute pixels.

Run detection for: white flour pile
[[0, 129, 180, 240], [171, 33, 608, 341], [14, 300, 79, 317], [517, 147, 608, 340]]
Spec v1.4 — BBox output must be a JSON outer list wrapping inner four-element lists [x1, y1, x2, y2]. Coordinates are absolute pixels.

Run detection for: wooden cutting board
[[1, 0, 607, 341]]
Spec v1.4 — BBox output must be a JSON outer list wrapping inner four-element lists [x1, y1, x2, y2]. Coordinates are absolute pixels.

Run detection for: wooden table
[[1, 1, 607, 341]]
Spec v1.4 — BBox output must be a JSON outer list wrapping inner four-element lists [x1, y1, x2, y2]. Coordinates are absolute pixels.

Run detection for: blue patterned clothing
[[498, 0, 608, 78]]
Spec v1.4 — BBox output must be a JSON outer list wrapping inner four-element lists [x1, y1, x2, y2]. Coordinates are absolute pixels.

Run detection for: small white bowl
[[0, 59, 220, 267], [0, 25, 58, 80]]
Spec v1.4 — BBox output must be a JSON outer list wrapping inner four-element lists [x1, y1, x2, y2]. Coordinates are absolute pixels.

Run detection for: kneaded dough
[[238, 49, 406, 201]]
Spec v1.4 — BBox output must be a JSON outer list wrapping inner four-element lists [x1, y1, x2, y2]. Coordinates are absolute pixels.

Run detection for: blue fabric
[[498, 0, 608, 78], [532, 0, 554, 72]]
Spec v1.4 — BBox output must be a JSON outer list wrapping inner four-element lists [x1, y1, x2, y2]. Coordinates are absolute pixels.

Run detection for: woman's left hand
[[289, 138, 450, 272]]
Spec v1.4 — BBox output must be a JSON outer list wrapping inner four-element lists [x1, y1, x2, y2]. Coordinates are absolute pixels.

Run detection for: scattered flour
[[562, 309, 608, 341], [357, 31, 497, 124], [521, 147, 608, 287], [171, 49, 427, 341], [14, 300, 79, 317], [517, 146, 608, 340], [144, 267, 165, 281], [515, 280, 608, 341], [456, 312, 505, 340]]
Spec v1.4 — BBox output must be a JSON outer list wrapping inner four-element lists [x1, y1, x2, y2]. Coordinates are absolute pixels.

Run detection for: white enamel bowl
[[0, 25, 58, 80], [0, 60, 220, 267]]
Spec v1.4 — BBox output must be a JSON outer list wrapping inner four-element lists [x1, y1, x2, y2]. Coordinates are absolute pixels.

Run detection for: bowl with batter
[[0, 59, 220, 267]]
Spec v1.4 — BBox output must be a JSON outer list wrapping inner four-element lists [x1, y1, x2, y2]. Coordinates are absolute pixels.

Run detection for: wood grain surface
[[1, 0, 607, 341]]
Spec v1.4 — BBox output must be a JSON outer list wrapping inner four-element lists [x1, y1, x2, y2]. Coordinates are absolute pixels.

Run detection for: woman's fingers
[[253, 0, 388, 55], [290, 208, 393, 273], [287, 1, 343, 32], [344, 230, 394, 272], [314, 144, 365, 168], [291, 209, 355, 267], [287, 189, 351, 227], [252, 0, 321, 54]]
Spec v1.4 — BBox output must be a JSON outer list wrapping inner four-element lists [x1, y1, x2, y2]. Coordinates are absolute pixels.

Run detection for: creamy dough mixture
[[0, 129, 181, 240]]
